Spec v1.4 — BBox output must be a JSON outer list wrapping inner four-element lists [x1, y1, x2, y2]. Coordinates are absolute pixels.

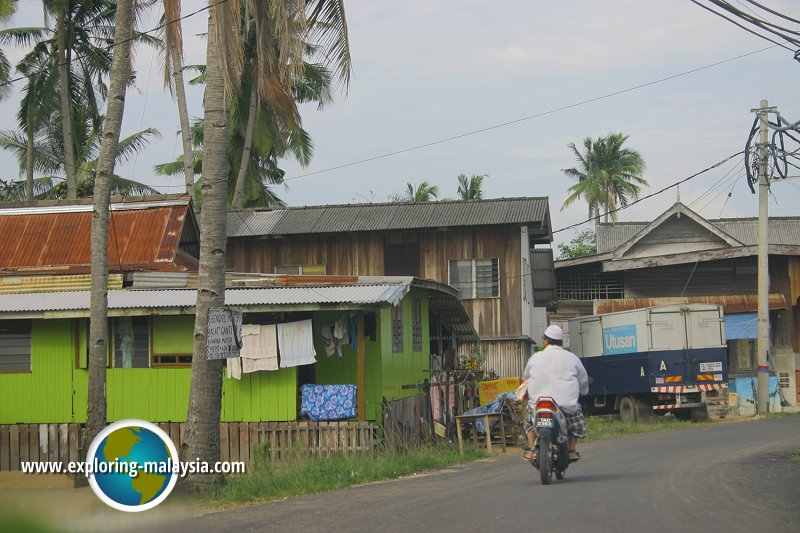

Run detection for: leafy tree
[[557, 228, 597, 259], [561, 133, 647, 223], [457, 173, 486, 200]]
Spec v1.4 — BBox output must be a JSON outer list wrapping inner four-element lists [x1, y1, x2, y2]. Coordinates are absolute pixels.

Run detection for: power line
[[283, 47, 777, 182], [0, 0, 231, 91]]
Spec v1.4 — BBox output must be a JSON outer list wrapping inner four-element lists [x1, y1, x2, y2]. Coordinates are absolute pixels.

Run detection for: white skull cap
[[544, 325, 563, 340]]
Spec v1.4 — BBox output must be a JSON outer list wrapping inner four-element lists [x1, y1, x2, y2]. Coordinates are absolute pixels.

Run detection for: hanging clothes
[[241, 324, 279, 373], [332, 318, 350, 358], [278, 319, 316, 367], [320, 324, 337, 357], [227, 357, 242, 380]]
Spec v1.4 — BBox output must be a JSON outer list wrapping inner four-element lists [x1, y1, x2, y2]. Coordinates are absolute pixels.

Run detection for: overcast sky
[[2, 0, 800, 247]]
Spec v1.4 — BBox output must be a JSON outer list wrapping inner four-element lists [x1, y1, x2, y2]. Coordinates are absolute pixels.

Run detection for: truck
[[567, 304, 728, 422]]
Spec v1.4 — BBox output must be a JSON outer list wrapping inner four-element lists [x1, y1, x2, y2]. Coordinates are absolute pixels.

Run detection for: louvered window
[[448, 258, 500, 299], [0, 320, 32, 372]]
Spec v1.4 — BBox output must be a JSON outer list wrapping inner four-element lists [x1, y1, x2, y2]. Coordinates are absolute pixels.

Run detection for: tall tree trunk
[[56, 9, 77, 200], [164, 0, 194, 203], [25, 128, 34, 200], [231, 78, 257, 210], [84, 0, 134, 470], [172, 44, 195, 203], [182, 9, 229, 491]]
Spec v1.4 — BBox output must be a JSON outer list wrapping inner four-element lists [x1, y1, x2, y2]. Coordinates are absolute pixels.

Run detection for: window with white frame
[[448, 258, 500, 299], [0, 320, 32, 372]]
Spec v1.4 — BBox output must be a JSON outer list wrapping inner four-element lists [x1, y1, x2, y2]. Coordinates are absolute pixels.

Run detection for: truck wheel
[[674, 409, 692, 421], [690, 406, 709, 422], [619, 396, 636, 422], [633, 397, 654, 423]]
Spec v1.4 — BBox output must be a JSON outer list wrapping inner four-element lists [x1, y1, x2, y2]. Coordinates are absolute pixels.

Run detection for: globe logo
[[86, 420, 179, 512]]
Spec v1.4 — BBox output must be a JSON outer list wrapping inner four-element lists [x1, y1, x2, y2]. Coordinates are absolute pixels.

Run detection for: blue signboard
[[603, 324, 638, 356]]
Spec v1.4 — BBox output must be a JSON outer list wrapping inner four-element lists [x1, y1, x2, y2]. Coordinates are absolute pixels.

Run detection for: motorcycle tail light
[[538, 412, 552, 418], [536, 400, 557, 411]]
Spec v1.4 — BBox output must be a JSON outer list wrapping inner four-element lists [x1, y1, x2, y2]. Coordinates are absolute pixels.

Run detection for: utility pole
[[754, 99, 774, 415]]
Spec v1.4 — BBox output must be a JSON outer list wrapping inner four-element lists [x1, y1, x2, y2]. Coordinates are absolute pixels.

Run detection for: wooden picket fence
[[0, 421, 378, 471]]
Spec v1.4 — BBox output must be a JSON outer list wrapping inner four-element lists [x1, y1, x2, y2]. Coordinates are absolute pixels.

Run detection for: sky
[[2, 0, 800, 248]]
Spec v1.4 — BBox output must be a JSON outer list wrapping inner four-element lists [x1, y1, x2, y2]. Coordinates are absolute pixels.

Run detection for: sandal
[[568, 450, 581, 462], [522, 449, 534, 461]]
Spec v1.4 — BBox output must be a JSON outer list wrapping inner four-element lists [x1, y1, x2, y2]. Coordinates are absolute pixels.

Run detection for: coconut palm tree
[[0, 0, 17, 101], [162, 0, 195, 202], [182, 0, 351, 491], [457, 173, 486, 200], [0, 113, 161, 199], [561, 133, 647, 222], [86, 0, 135, 461], [155, 58, 330, 209], [2, 0, 158, 199], [393, 180, 439, 202]]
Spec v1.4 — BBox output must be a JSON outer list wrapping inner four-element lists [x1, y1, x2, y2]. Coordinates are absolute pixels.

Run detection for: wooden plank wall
[[227, 227, 525, 339], [0, 422, 378, 471], [0, 424, 82, 471]]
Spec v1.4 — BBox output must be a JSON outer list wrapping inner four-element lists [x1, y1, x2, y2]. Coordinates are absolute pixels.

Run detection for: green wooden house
[[0, 197, 476, 468]]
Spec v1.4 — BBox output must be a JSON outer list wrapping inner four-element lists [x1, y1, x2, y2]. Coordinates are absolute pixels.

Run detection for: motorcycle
[[530, 396, 571, 484]]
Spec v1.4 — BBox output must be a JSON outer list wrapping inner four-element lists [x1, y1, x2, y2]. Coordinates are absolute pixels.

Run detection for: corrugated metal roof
[[597, 216, 800, 253], [0, 277, 478, 341], [227, 197, 550, 237], [594, 294, 788, 315], [0, 285, 410, 313], [0, 197, 197, 275]]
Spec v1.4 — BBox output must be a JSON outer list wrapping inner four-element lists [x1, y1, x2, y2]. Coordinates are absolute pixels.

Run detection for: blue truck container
[[567, 304, 728, 422]]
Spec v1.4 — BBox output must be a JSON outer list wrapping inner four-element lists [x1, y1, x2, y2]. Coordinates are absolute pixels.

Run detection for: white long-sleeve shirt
[[522, 344, 589, 413]]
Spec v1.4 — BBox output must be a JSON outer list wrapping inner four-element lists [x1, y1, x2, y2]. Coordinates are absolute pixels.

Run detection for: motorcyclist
[[521, 324, 589, 462]]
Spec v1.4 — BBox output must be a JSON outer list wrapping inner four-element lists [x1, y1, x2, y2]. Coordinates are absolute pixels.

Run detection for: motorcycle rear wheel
[[538, 435, 552, 485]]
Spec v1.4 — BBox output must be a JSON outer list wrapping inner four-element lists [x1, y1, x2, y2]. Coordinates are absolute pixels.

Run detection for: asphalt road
[[184, 416, 800, 533]]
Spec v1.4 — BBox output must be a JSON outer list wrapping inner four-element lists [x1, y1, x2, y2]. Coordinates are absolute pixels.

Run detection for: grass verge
[[205, 445, 485, 507], [584, 416, 695, 441]]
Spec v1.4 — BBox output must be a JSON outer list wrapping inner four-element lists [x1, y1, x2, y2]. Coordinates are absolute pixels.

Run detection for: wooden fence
[[0, 421, 378, 471]]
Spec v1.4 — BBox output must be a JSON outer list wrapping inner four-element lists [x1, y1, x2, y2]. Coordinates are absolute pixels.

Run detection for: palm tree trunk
[[231, 78, 257, 210], [25, 128, 34, 200], [171, 43, 195, 203], [182, 9, 229, 491], [56, 10, 77, 200], [85, 0, 134, 465]]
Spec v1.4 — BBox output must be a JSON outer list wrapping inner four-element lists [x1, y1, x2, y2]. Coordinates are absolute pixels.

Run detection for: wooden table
[[455, 412, 507, 455]]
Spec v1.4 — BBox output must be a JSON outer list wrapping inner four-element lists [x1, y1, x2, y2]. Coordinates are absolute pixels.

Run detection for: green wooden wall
[[380, 291, 430, 402], [1, 293, 431, 425], [0, 319, 75, 424], [313, 310, 383, 421]]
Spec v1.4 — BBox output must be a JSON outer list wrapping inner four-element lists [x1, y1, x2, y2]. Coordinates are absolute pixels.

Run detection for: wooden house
[[554, 202, 800, 408], [226, 197, 555, 377], [0, 196, 477, 469]]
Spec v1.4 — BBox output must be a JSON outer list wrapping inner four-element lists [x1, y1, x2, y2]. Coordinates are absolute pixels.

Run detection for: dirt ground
[[0, 472, 200, 532]]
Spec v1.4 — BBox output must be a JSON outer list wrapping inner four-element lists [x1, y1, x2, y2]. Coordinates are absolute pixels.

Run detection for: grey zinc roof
[[0, 285, 410, 313], [227, 197, 549, 237], [596, 217, 800, 253]]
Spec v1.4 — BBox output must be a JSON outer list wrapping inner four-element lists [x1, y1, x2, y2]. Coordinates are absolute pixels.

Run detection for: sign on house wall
[[206, 307, 243, 359]]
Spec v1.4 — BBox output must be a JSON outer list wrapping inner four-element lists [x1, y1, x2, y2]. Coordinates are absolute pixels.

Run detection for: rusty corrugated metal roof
[[228, 197, 551, 238], [0, 196, 198, 275], [594, 294, 788, 315]]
